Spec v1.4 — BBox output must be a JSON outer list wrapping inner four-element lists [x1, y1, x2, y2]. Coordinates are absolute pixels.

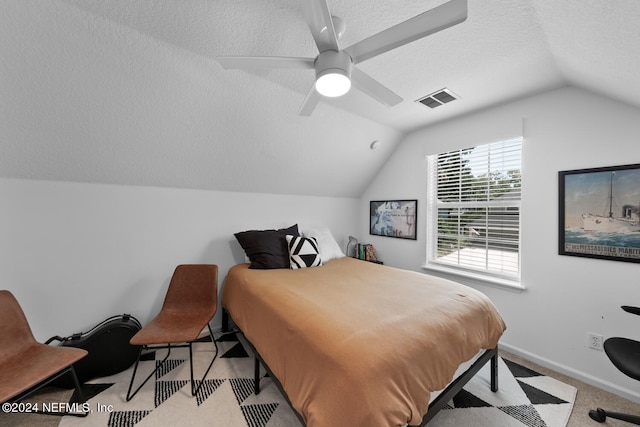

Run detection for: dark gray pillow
[[234, 224, 299, 269]]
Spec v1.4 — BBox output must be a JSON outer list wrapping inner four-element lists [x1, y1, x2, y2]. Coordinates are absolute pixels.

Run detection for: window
[[426, 138, 522, 285]]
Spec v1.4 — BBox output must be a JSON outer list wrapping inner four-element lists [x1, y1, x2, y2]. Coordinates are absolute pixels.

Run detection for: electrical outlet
[[588, 333, 604, 351]]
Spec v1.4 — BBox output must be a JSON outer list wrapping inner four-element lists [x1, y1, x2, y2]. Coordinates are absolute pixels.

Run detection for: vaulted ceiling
[[1, 1, 639, 197]]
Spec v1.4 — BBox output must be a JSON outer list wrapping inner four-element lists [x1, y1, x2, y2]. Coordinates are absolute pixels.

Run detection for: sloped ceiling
[[1, 0, 638, 197]]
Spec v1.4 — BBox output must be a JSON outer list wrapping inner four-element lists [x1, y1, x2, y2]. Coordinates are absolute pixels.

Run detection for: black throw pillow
[[234, 224, 299, 269]]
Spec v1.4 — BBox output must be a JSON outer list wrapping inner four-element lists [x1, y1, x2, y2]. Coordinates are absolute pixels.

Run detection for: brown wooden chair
[[0, 290, 88, 416], [126, 264, 219, 401]]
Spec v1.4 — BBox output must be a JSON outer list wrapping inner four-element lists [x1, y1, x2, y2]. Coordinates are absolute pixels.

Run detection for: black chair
[[589, 305, 640, 425]]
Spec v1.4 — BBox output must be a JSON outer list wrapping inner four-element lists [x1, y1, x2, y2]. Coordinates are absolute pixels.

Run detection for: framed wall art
[[370, 200, 417, 240], [558, 163, 640, 263]]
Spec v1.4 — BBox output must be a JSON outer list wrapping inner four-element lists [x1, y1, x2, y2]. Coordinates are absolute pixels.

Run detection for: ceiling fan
[[216, 0, 467, 116]]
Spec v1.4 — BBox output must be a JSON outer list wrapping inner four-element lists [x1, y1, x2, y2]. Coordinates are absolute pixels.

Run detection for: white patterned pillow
[[286, 235, 322, 269]]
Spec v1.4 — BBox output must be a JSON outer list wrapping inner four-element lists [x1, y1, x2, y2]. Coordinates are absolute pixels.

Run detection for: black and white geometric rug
[[60, 333, 576, 427], [430, 356, 576, 427]]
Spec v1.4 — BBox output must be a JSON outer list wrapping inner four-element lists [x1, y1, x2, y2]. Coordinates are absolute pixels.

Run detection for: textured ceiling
[[1, 1, 639, 197]]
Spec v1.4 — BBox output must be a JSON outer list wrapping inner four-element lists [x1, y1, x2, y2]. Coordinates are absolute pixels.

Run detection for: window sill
[[421, 264, 526, 292]]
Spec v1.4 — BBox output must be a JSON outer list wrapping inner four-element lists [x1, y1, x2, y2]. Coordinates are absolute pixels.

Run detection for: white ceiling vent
[[416, 88, 459, 109]]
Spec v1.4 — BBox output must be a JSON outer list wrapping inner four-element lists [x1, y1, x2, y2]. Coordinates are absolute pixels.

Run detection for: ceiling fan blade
[[344, 0, 467, 64], [351, 67, 403, 107], [301, 0, 339, 53], [217, 56, 315, 70], [298, 85, 321, 116]]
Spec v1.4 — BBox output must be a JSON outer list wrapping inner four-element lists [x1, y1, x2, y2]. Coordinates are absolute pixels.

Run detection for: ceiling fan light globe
[[315, 72, 351, 97]]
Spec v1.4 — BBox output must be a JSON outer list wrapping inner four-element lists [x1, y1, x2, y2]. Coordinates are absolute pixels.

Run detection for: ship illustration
[[582, 172, 640, 232]]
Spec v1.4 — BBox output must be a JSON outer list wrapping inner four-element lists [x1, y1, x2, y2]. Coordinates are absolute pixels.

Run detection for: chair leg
[[126, 344, 172, 401], [127, 324, 219, 400], [589, 407, 640, 425], [66, 365, 89, 417], [17, 366, 90, 417], [190, 323, 219, 396]]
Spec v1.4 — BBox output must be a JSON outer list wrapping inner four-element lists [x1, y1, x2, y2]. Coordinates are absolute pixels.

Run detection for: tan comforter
[[222, 257, 505, 427]]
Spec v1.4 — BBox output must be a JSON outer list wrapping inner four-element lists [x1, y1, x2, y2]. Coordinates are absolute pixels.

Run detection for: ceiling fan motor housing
[[315, 50, 353, 97]]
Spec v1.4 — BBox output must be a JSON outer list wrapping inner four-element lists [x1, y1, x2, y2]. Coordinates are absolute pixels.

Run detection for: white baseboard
[[499, 342, 640, 404]]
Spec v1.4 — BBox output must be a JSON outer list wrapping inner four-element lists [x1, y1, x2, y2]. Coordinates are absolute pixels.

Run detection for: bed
[[221, 255, 506, 427]]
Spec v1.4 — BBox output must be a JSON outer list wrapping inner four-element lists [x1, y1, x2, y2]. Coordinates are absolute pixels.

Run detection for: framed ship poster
[[558, 163, 640, 263], [370, 200, 417, 240]]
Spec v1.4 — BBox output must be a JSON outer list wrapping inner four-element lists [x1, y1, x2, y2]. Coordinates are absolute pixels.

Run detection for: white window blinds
[[426, 138, 522, 281]]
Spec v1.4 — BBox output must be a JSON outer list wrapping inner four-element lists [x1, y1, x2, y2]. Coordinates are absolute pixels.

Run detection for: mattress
[[222, 257, 505, 427]]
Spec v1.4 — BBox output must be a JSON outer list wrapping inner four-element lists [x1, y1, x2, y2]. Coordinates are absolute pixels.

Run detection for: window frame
[[424, 138, 524, 290]]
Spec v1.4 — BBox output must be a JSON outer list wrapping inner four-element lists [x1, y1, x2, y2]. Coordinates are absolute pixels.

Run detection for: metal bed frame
[[222, 309, 499, 426]]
